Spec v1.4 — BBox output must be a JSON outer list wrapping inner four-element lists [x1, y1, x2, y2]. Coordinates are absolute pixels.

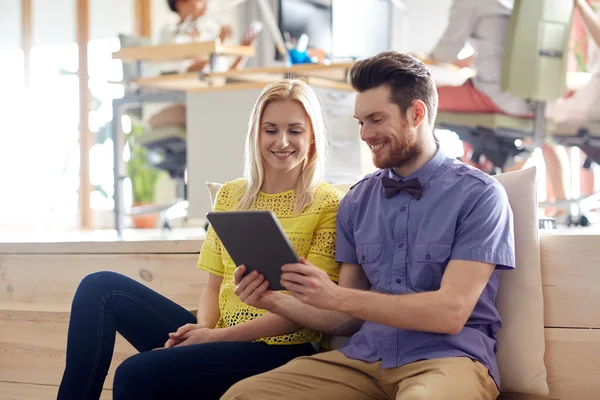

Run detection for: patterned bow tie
[[381, 176, 423, 200]]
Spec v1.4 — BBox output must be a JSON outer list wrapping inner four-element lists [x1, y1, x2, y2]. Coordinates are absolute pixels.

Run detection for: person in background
[[57, 79, 343, 400], [427, 0, 570, 211], [161, 0, 258, 72], [430, 0, 530, 116]]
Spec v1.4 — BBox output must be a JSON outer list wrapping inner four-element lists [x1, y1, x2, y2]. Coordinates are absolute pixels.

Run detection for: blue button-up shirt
[[335, 146, 515, 388]]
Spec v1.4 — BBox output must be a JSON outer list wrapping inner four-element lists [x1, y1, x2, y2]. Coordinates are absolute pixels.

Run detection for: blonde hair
[[237, 79, 330, 214]]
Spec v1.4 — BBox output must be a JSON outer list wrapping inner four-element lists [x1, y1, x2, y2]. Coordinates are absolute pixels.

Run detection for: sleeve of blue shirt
[[335, 196, 359, 264], [451, 182, 515, 270]]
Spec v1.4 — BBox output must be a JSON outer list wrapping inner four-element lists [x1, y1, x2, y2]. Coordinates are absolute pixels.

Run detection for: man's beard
[[372, 128, 422, 171]]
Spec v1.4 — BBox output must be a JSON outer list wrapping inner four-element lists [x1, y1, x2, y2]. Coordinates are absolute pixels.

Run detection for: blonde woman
[[57, 79, 343, 400]]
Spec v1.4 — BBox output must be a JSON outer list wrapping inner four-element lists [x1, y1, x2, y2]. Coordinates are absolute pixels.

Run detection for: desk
[[112, 39, 255, 63]]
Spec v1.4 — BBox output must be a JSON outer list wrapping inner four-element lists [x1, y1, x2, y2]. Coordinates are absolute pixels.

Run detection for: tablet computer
[[206, 210, 299, 291]]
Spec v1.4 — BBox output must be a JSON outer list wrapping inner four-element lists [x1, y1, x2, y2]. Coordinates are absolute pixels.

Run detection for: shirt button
[[400, 206, 407, 212], [396, 278, 402, 284], [398, 242, 404, 249], [426, 254, 432, 260], [361, 255, 365, 261]]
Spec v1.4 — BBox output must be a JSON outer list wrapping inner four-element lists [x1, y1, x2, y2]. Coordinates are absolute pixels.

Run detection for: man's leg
[[221, 350, 389, 400], [391, 357, 499, 400]]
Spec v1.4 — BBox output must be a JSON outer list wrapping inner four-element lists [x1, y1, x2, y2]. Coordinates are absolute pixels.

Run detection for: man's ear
[[407, 100, 427, 128]]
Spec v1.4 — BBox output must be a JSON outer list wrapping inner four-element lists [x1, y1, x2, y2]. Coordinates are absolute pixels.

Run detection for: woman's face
[[176, 0, 208, 19], [259, 100, 313, 176]]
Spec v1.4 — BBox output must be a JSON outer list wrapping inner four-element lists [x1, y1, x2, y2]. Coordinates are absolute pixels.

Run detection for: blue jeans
[[57, 271, 316, 400]]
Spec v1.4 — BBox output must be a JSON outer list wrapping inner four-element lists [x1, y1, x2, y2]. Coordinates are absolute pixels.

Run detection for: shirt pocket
[[356, 243, 382, 286], [409, 243, 452, 292]]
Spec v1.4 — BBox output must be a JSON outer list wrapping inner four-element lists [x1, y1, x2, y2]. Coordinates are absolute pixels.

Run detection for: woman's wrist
[[210, 326, 240, 342]]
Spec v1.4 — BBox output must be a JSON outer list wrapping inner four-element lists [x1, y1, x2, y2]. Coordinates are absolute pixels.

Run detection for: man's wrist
[[333, 286, 356, 314]]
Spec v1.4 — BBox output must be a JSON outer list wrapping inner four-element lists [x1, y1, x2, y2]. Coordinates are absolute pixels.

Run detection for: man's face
[[354, 85, 421, 171], [177, 0, 208, 19]]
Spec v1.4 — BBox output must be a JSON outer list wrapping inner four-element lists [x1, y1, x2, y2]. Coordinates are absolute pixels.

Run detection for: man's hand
[[281, 258, 343, 311], [234, 265, 277, 310]]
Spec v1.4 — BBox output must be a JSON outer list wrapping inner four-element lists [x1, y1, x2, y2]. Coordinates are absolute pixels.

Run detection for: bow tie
[[381, 176, 423, 200]]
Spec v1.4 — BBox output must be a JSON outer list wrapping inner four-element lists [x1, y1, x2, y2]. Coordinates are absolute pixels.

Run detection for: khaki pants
[[221, 350, 499, 400]]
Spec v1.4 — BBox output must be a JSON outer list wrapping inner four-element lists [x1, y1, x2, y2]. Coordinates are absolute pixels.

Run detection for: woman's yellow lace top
[[197, 179, 343, 345]]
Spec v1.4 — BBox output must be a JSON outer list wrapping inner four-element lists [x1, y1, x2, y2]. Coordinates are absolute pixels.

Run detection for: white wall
[[332, 0, 391, 59], [90, 0, 134, 41], [390, 0, 452, 53], [0, 0, 22, 50]]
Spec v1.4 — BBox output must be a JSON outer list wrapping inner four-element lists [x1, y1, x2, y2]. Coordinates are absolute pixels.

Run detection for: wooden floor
[[0, 227, 599, 399], [0, 382, 111, 399]]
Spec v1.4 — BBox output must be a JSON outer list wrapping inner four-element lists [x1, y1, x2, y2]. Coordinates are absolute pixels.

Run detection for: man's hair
[[348, 51, 438, 125], [167, 0, 177, 12]]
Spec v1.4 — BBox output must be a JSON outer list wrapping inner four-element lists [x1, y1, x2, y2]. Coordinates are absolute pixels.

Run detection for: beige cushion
[[493, 166, 548, 396], [204, 172, 548, 395], [206, 182, 224, 208]]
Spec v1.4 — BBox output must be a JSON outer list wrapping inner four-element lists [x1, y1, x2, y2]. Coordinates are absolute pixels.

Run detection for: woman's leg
[[112, 341, 316, 400], [57, 271, 196, 400]]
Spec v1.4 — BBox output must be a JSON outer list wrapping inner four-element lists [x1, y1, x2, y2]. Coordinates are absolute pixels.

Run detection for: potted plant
[[126, 122, 163, 229]]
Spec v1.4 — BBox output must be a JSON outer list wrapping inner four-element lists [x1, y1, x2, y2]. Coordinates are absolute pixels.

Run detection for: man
[[225, 51, 515, 400]]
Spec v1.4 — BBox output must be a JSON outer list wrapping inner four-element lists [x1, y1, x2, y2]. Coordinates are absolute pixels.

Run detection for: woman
[[57, 79, 344, 400]]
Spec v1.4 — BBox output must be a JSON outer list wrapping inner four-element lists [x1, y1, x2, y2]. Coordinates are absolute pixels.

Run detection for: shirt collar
[[387, 142, 446, 188]]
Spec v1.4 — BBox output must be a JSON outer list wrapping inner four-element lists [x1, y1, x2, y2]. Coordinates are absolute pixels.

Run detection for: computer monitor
[[278, 0, 333, 58]]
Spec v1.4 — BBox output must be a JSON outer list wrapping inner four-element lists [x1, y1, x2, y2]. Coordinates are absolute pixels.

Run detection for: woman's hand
[[234, 265, 277, 311], [171, 328, 220, 347], [164, 323, 205, 348]]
